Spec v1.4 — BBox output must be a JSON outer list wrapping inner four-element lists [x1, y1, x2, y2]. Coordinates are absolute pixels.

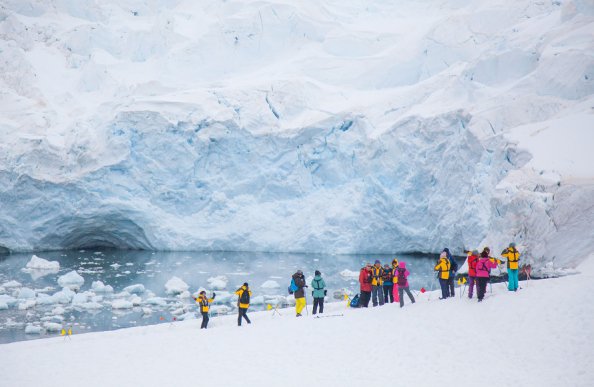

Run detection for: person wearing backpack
[[292, 270, 307, 317], [391, 258, 400, 303], [434, 252, 451, 299], [358, 263, 373, 308], [476, 251, 497, 302], [467, 250, 479, 299], [501, 243, 521, 292], [382, 264, 394, 304], [310, 270, 326, 314], [444, 248, 458, 297], [395, 261, 415, 308], [195, 290, 216, 329], [371, 260, 385, 307], [235, 283, 252, 326]]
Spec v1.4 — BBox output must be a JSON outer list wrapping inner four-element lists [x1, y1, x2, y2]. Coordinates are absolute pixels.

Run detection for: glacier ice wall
[[0, 0, 593, 268]]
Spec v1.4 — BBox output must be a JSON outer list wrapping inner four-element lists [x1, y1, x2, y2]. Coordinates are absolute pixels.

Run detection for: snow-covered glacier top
[[0, 0, 593, 267]]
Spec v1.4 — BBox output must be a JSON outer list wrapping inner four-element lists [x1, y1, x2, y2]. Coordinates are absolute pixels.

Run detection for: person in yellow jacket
[[235, 283, 252, 326], [371, 260, 385, 307], [501, 243, 521, 292], [195, 290, 216, 329], [434, 252, 451, 299]]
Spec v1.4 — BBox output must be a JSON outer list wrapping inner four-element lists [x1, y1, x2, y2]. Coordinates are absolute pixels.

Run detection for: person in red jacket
[[358, 263, 373, 308], [467, 250, 479, 299]]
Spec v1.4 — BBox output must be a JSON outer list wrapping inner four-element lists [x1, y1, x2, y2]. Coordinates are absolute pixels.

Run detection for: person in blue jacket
[[311, 270, 326, 315]]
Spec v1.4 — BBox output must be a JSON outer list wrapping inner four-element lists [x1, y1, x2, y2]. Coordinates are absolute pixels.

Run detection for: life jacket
[[435, 258, 451, 279], [382, 268, 393, 282], [468, 255, 478, 276], [197, 295, 210, 313], [505, 248, 520, 270], [371, 267, 384, 286], [397, 268, 407, 286]]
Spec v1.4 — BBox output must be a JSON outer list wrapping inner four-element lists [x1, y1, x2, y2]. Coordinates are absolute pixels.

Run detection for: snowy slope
[[1, 254, 593, 387], [0, 0, 593, 267]]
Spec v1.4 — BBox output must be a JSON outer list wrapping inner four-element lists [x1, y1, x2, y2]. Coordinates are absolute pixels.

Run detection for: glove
[[212, 292, 216, 298]]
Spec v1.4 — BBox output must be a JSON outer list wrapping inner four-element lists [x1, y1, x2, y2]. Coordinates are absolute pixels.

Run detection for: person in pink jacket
[[395, 261, 415, 308], [476, 251, 497, 302]]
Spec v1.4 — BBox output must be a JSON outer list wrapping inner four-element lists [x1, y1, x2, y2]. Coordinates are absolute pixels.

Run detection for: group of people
[[358, 259, 416, 308], [195, 243, 521, 328], [435, 243, 521, 302]]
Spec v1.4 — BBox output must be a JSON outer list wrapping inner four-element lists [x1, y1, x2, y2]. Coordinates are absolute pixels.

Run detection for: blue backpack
[[288, 278, 298, 294], [350, 294, 360, 308]]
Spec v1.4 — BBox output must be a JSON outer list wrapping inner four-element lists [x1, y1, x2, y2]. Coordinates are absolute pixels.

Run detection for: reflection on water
[[0, 250, 458, 344]]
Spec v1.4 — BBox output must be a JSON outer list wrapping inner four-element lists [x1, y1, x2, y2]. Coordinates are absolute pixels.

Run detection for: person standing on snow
[[467, 250, 480, 299], [195, 290, 216, 329], [382, 264, 394, 304], [476, 251, 497, 302], [371, 260, 385, 307], [292, 270, 307, 317], [391, 258, 400, 303], [443, 248, 458, 297], [434, 252, 451, 299], [358, 263, 373, 308], [235, 283, 252, 326], [395, 261, 415, 308], [501, 243, 521, 292], [311, 270, 326, 315]]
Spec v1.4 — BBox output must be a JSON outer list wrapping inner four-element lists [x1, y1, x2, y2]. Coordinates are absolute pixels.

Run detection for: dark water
[[0, 250, 459, 344]]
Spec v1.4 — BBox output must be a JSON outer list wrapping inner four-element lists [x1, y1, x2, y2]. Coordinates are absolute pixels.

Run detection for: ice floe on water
[[123, 284, 145, 294], [339, 269, 360, 278], [260, 280, 280, 289], [25, 255, 60, 270], [111, 299, 134, 309], [57, 271, 84, 291], [207, 276, 228, 290], [24, 324, 43, 335], [91, 281, 114, 293], [165, 277, 189, 295]]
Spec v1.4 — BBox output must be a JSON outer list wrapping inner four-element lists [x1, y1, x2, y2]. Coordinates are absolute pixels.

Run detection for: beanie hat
[[314, 270, 321, 276], [472, 249, 479, 256], [374, 260, 381, 265], [243, 282, 248, 287], [297, 269, 303, 275], [481, 251, 489, 258], [509, 242, 516, 248]]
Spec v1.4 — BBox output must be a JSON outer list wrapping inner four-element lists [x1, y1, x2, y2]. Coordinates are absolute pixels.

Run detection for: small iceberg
[[165, 277, 189, 295], [57, 271, 85, 291], [26, 255, 60, 270], [207, 276, 228, 290], [261, 280, 280, 289]]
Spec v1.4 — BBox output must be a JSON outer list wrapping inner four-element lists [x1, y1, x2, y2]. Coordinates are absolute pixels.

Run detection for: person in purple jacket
[[476, 251, 498, 302], [395, 261, 415, 308]]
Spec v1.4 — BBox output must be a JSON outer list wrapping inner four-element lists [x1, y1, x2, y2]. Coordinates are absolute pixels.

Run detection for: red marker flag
[[420, 287, 426, 293]]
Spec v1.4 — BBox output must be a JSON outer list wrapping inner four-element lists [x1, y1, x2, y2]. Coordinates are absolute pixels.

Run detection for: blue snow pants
[[508, 269, 519, 291]]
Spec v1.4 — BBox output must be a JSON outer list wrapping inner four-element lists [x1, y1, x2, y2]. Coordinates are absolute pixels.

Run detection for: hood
[[399, 261, 406, 269]]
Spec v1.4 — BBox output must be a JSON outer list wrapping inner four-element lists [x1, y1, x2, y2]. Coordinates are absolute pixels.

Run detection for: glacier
[[0, 0, 593, 269]]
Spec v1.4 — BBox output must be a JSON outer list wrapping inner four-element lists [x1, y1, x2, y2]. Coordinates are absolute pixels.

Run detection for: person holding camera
[[195, 290, 216, 329], [311, 270, 327, 315]]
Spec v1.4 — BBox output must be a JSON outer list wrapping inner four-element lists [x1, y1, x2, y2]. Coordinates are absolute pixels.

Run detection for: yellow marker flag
[[61, 329, 66, 336], [266, 304, 272, 310], [68, 328, 72, 336], [457, 279, 462, 285], [463, 277, 467, 284]]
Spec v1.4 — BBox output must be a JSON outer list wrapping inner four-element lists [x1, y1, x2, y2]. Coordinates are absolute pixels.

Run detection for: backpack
[[397, 268, 407, 285], [239, 288, 250, 305], [382, 269, 393, 282], [469, 256, 478, 271], [288, 278, 298, 295], [450, 258, 459, 273], [350, 294, 360, 308]]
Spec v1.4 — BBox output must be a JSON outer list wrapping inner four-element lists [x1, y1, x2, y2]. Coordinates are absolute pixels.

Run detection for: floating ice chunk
[[25, 325, 43, 335], [16, 287, 36, 299], [36, 293, 57, 305], [111, 299, 134, 309], [79, 302, 103, 310], [91, 281, 114, 293], [261, 280, 280, 289], [57, 271, 84, 291], [207, 276, 228, 290], [52, 287, 76, 304], [177, 312, 196, 321], [72, 292, 92, 304], [110, 263, 122, 269], [0, 295, 17, 307], [145, 297, 167, 306], [123, 284, 145, 294], [52, 306, 66, 315], [165, 277, 189, 295], [41, 315, 64, 323], [130, 295, 142, 306], [209, 305, 231, 314], [18, 299, 36, 310], [211, 291, 233, 303], [177, 290, 191, 300], [0, 301, 8, 310], [339, 269, 360, 278], [2, 280, 22, 288], [26, 255, 60, 270], [44, 322, 62, 332], [141, 307, 153, 316]]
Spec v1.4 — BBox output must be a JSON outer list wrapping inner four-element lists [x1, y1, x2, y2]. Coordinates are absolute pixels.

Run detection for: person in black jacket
[[292, 270, 307, 317]]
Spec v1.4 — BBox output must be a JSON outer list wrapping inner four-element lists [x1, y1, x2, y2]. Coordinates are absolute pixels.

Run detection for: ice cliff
[[0, 0, 593, 268]]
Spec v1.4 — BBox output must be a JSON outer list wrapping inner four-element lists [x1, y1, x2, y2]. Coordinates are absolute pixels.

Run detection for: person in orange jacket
[[195, 290, 216, 329], [235, 283, 252, 326]]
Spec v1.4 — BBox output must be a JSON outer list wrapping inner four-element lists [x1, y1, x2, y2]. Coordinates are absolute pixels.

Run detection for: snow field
[[1, 256, 593, 387]]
